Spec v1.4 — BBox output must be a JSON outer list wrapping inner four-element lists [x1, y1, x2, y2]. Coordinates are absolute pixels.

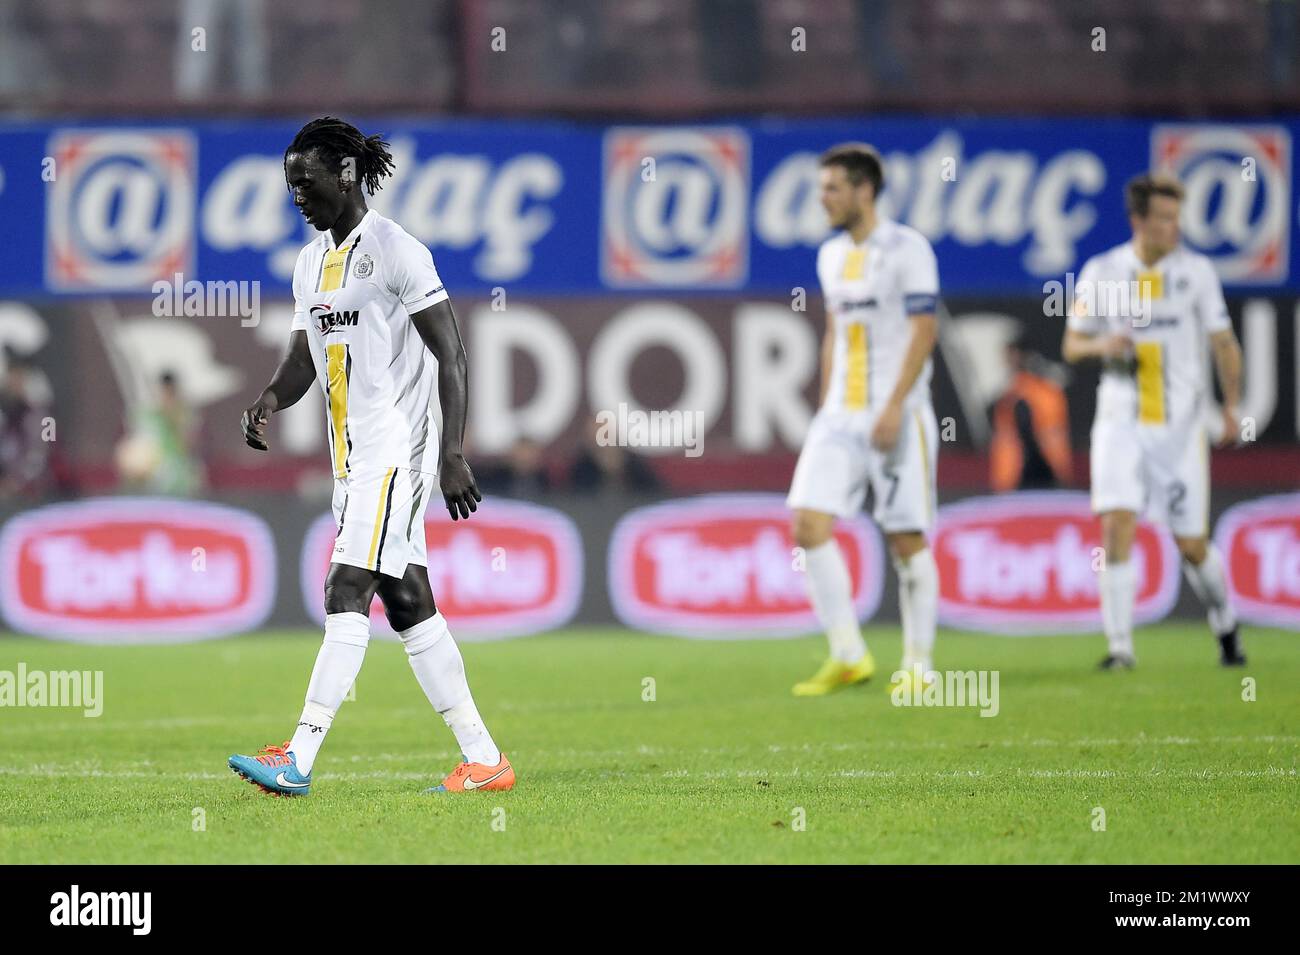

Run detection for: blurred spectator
[[0, 0, 1294, 116], [857, 0, 907, 90], [989, 332, 1072, 492], [0, 356, 53, 498], [116, 371, 205, 496], [0, 0, 53, 97], [175, 0, 268, 100], [1267, 0, 1297, 90], [569, 417, 661, 492], [697, 0, 762, 88], [476, 437, 554, 497], [543, 0, 614, 90]]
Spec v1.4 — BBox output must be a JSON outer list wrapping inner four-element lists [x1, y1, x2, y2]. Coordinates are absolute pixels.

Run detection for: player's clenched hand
[[441, 452, 482, 520], [1098, 334, 1134, 361], [240, 396, 274, 451], [870, 399, 903, 453]]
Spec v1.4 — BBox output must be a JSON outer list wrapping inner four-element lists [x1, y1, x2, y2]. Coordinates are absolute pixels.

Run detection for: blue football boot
[[228, 741, 312, 797]]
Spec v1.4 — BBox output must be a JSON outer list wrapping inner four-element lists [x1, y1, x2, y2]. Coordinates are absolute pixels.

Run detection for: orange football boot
[[429, 753, 515, 793]]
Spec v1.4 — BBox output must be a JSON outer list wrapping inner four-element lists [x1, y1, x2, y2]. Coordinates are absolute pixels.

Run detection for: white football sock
[[290, 611, 370, 774], [1099, 560, 1136, 657], [1182, 544, 1237, 636], [803, 539, 867, 663], [895, 548, 938, 672], [400, 612, 501, 766]]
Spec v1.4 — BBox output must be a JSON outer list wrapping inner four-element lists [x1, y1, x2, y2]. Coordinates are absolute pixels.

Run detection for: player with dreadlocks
[[228, 117, 514, 796]]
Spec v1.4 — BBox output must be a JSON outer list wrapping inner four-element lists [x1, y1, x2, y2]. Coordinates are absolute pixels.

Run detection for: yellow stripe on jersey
[[319, 244, 353, 293], [366, 467, 396, 569], [1135, 340, 1166, 424], [1136, 269, 1163, 304], [844, 323, 868, 410], [841, 248, 866, 280], [326, 342, 351, 477]]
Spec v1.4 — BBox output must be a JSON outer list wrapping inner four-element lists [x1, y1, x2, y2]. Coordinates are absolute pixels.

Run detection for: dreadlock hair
[[285, 116, 395, 195]]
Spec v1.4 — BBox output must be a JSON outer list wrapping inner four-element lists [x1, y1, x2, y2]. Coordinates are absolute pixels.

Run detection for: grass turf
[[0, 625, 1296, 864]]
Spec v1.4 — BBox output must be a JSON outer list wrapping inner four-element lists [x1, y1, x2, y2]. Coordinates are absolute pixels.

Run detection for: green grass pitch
[[0, 625, 1296, 864]]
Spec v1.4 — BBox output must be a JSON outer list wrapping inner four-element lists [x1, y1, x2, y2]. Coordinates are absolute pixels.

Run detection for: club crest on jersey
[[353, 253, 374, 279], [1150, 124, 1291, 284], [311, 304, 359, 334]]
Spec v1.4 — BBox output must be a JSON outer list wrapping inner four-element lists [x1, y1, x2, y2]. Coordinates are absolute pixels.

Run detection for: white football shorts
[[331, 465, 435, 578], [787, 402, 938, 532], [1090, 418, 1209, 538]]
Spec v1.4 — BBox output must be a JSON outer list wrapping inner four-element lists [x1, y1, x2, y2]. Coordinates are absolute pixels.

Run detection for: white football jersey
[[817, 218, 940, 413], [291, 209, 448, 478], [1068, 241, 1231, 428]]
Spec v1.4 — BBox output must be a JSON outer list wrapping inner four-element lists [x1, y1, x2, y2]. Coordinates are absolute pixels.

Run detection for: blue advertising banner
[[0, 116, 1291, 296]]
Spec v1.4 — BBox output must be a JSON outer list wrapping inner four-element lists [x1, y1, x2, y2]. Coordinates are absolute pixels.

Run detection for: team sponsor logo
[[1151, 124, 1291, 283], [301, 499, 582, 639], [46, 129, 196, 291], [1214, 493, 1300, 628], [602, 127, 749, 288], [607, 494, 884, 637], [353, 252, 374, 278], [0, 499, 275, 641], [934, 493, 1179, 633], [311, 304, 359, 333]]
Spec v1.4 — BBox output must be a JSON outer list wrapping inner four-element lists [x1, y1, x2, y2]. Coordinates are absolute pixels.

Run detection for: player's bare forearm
[[242, 330, 313, 451], [1210, 329, 1242, 409], [410, 298, 481, 520], [435, 349, 469, 458], [410, 299, 469, 457], [260, 330, 315, 412], [885, 313, 938, 408], [868, 313, 936, 452]]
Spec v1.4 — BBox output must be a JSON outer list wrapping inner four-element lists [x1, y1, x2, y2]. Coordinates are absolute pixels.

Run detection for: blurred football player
[[787, 143, 942, 696], [228, 117, 513, 795], [1063, 173, 1246, 670]]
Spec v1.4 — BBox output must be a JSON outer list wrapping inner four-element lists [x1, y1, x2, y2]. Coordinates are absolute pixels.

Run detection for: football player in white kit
[[1063, 173, 1246, 670], [228, 118, 514, 795], [787, 143, 942, 696]]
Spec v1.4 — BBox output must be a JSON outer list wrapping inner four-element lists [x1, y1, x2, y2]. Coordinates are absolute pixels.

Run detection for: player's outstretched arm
[[410, 299, 482, 521], [241, 330, 315, 451]]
